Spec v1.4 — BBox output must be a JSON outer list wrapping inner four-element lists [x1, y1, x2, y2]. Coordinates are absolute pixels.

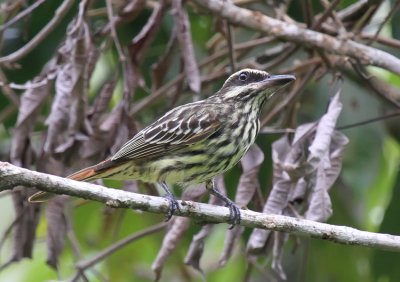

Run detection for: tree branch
[[192, 0, 400, 75], [0, 0, 75, 64], [1, 162, 400, 252]]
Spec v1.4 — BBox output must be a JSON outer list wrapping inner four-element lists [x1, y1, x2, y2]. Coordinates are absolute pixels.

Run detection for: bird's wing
[[111, 104, 223, 161]]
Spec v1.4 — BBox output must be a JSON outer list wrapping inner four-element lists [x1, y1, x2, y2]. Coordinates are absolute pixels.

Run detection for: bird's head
[[217, 69, 295, 106]]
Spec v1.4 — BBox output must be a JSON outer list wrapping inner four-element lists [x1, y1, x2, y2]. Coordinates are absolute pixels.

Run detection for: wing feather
[[111, 104, 223, 162]]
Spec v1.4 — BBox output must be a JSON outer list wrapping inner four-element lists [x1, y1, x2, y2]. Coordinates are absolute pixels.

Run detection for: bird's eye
[[238, 71, 249, 82]]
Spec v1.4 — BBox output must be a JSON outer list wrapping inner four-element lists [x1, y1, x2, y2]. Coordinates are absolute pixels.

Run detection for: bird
[[29, 69, 295, 226]]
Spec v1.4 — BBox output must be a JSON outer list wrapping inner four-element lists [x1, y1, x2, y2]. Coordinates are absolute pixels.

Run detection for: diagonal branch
[[1, 161, 400, 252], [192, 0, 400, 75], [0, 0, 75, 64]]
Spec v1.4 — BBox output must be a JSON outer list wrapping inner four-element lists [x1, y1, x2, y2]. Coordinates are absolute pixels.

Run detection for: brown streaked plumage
[[29, 69, 295, 226]]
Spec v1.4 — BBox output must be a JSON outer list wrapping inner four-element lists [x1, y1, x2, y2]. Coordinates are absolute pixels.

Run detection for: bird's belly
[[164, 141, 254, 184]]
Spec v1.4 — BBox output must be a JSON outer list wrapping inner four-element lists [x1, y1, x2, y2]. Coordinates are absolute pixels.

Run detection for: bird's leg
[[205, 178, 241, 228], [160, 182, 181, 221]]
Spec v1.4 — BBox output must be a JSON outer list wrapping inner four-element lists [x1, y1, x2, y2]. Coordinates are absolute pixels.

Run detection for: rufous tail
[[68, 166, 98, 181], [28, 161, 108, 203]]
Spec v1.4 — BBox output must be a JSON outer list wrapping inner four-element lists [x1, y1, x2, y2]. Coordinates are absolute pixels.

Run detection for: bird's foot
[[163, 193, 181, 221], [205, 178, 241, 229], [225, 201, 241, 229]]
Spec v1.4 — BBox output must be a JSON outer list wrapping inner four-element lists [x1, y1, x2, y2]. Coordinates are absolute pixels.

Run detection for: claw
[[206, 178, 241, 228], [163, 193, 181, 221], [226, 202, 241, 229], [160, 182, 181, 221]]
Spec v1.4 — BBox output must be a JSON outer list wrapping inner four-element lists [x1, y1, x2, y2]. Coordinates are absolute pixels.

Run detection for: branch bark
[[1, 162, 400, 252], [192, 0, 400, 75]]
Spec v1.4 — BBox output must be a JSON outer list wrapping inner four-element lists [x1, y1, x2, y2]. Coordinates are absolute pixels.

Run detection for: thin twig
[[337, 110, 400, 130], [105, 0, 126, 62], [302, 0, 313, 27], [0, 0, 47, 32], [0, 69, 19, 106], [361, 34, 400, 49], [75, 222, 167, 271], [313, 0, 341, 30], [0, 0, 75, 64], [202, 36, 275, 67], [366, 0, 400, 45], [279, 57, 322, 74], [351, 60, 400, 108], [0, 257, 16, 272], [0, 205, 27, 252], [261, 45, 298, 71], [131, 73, 185, 115], [0, 104, 17, 124], [259, 127, 295, 134], [226, 21, 236, 72], [0, 0, 26, 14], [351, 4, 377, 34]]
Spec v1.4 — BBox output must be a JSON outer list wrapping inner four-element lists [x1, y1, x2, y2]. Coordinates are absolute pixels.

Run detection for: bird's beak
[[255, 74, 295, 100], [261, 74, 296, 88]]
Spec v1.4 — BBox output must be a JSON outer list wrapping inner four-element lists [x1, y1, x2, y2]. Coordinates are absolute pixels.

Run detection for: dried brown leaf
[[9, 74, 49, 260], [90, 79, 117, 128], [11, 188, 40, 261], [15, 79, 53, 127], [46, 196, 69, 269], [271, 232, 288, 281], [77, 79, 119, 160], [307, 92, 343, 169], [305, 131, 348, 221], [172, 0, 200, 93], [288, 177, 307, 204], [247, 137, 293, 254], [79, 131, 111, 160], [283, 123, 315, 178], [235, 144, 264, 208], [126, 0, 166, 104], [304, 90, 345, 221], [184, 224, 213, 274], [325, 132, 349, 189], [80, 105, 123, 159], [152, 217, 190, 281], [129, 0, 166, 63], [218, 145, 264, 264], [44, 20, 95, 154], [121, 60, 137, 102], [184, 185, 217, 273], [305, 169, 333, 222], [152, 185, 204, 281], [10, 124, 35, 169], [218, 225, 243, 267], [109, 106, 138, 155], [248, 90, 346, 252], [10, 62, 55, 167], [151, 28, 178, 90]]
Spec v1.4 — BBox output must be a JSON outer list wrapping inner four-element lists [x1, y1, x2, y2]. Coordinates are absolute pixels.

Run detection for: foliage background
[[0, 0, 400, 281]]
